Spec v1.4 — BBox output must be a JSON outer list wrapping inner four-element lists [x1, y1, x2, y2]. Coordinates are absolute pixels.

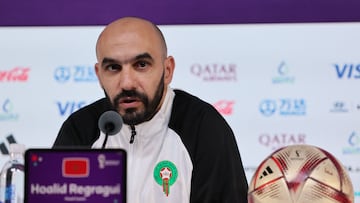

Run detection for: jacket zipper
[[130, 125, 136, 144]]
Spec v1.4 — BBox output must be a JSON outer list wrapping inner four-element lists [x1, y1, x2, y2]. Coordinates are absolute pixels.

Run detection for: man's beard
[[111, 73, 165, 125]]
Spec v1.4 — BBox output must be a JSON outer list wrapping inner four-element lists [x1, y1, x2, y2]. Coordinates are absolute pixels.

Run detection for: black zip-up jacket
[[53, 89, 248, 202]]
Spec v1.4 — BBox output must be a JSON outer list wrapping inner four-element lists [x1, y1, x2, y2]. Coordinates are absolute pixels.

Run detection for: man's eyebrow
[[101, 53, 154, 67], [134, 53, 153, 61], [101, 58, 118, 67]]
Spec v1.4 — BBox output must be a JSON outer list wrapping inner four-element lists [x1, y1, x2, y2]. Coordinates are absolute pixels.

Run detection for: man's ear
[[164, 56, 175, 85], [95, 63, 104, 88]]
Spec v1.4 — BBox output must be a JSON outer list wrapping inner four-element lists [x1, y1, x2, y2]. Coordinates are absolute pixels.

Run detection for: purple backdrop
[[1, 0, 360, 26]]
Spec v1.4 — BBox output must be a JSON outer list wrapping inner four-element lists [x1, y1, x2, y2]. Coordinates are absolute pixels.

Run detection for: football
[[248, 144, 354, 203]]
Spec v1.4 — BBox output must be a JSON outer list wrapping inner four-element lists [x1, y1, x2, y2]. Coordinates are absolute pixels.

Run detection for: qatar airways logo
[[0, 67, 30, 82], [258, 133, 307, 151], [190, 63, 237, 81], [213, 100, 235, 116]]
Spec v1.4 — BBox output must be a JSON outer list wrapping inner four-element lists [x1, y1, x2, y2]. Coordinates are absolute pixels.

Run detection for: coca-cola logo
[[259, 133, 307, 151], [0, 67, 30, 82], [213, 100, 235, 115], [190, 63, 237, 81]]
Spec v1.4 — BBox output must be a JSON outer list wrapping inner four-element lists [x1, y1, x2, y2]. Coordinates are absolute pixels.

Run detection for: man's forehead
[[96, 18, 166, 60], [97, 28, 155, 52], [96, 34, 155, 61], [99, 19, 156, 42]]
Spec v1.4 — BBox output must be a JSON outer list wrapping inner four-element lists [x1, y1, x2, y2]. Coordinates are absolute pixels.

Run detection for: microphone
[[98, 110, 123, 148]]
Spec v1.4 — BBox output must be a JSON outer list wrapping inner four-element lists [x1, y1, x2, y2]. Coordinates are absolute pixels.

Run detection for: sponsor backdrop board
[[1, 23, 359, 201]]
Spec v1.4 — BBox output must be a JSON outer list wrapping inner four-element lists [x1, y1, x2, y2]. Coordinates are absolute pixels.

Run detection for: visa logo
[[56, 101, 87, 116], [62, 158, 89, 178], [334, 64, 360, 79]]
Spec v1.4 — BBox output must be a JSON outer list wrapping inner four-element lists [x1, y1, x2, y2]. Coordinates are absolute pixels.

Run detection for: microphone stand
[[102, 132, 109, 149], [102, 123, 113, 149]]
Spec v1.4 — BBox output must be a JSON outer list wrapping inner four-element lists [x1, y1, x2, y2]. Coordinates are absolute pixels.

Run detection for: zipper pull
[[130, 125, 136, 144]]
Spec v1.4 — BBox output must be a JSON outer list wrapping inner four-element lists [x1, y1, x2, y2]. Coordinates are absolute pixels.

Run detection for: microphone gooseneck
[[98, 110, 123, 148]]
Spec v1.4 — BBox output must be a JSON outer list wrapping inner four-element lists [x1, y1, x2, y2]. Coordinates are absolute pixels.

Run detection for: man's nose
[[118, 66, 136, 90]]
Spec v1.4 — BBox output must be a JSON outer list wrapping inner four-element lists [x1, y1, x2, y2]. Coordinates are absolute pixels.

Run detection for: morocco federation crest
[[153, 160, 178, 196]]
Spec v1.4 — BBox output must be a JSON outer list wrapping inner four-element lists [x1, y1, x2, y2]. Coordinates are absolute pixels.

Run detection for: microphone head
[[98, 110, 123, 135]]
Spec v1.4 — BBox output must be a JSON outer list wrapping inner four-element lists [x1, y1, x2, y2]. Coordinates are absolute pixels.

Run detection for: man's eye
[[135, 61, 149, 69], [106, 64, 121, 71]]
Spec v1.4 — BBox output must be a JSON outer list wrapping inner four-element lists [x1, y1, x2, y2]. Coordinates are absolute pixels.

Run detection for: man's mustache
[[113, 90, 147, 105]]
